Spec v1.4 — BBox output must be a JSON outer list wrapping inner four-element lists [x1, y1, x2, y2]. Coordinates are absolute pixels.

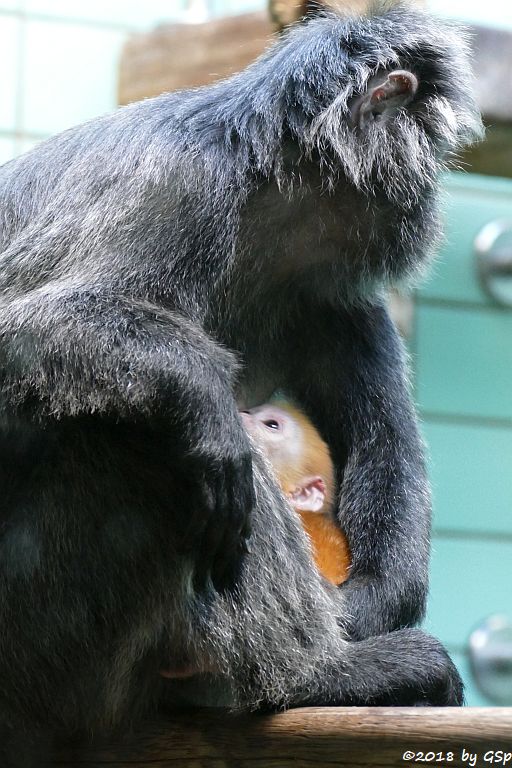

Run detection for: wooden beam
[[270, 0, 373, 31], [51, 707, 512, 766], [118, 12, 274, 105]]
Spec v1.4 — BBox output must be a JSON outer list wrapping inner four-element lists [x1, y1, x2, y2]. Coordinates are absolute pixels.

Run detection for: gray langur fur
[[0, 3, 482, 764]]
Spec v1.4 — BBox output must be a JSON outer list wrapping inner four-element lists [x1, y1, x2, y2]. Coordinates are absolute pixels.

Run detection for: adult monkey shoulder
[[0, 5, 480, 762]]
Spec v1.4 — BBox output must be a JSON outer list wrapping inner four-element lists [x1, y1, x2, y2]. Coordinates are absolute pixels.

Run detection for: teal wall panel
[[424, 421, 512, 535], [425, 538, 512, 649], [415, 304, 512, 421], [416, 173, 512, 706], [450, 651, 493, 707], [422, 174, 512, 305]]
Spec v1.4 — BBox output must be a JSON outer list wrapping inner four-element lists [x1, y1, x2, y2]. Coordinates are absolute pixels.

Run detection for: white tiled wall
[[21, 19, 127, 135], [0, 15, 20, 133], [23, 0, 191, 27], [0, 0, 265, 164], [0, 137, 16, 163], [427, 0, 512, 29]]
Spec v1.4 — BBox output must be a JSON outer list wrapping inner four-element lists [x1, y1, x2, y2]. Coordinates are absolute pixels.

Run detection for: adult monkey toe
[[0, 4, 481, 761]]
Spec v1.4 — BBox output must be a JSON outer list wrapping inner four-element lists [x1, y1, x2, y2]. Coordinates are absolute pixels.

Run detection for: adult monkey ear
[[351, 69, 419, 129]]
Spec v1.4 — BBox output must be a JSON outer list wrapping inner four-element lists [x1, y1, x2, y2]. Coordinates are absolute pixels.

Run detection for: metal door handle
[[475, 220, 512, 306], [469, 615, 512, 704]]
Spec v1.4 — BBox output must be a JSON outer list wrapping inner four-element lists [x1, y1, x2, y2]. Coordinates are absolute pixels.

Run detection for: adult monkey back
[[0, 3, 480, 761]]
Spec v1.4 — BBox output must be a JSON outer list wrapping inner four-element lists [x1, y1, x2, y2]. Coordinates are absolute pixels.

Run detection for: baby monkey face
[[240, 401, 350, 584], [240, 403, 304, 476], [240, 401, 333, 514]]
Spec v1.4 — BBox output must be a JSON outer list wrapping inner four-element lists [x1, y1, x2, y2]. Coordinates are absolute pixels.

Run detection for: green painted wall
[[413, 173, 512, 705]]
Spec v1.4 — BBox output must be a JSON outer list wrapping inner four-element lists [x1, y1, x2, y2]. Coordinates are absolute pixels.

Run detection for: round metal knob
[[475, 220, 512, 307], [468, 615, 512, 704]]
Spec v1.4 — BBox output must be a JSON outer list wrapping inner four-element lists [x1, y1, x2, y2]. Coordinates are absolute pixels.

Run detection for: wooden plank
[[118, 12, 274, 105], [269, 0, 370, 30], [50, 708, 512, 766]]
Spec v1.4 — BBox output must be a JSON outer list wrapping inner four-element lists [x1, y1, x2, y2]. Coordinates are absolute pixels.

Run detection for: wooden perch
[[51, 707, 512, 766]]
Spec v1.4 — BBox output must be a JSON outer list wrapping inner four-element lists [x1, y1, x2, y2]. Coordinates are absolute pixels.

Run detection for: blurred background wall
[[1, 0, 511, 707]]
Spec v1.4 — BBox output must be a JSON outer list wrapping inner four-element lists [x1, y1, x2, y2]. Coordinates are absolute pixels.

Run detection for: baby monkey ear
[[351, 70, 419, 129], [289, 476, 326, 513]]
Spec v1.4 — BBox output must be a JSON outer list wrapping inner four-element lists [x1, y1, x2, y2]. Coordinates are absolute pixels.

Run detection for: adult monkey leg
[[0, 426, 460, 768], [0, 284, 254, 763], [283, 301, 429, 640], [180, 450, 462, 710]]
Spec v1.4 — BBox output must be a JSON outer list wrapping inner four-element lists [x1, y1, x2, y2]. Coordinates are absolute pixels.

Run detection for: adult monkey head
[[227, 8, 480, 316]]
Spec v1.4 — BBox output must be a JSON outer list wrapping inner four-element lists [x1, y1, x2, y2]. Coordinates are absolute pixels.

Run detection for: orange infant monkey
[[240, 401, 351, 585], [162, 401, 349, 681]]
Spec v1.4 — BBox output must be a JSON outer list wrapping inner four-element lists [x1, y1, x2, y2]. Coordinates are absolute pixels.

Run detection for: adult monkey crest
[[0, 2, 481, 763]]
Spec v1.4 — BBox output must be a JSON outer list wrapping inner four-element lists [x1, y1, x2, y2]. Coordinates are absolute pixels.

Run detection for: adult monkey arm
[[285, 302, 429, 639], [0, 285, 253, 586], [227, 7, 481, 639]]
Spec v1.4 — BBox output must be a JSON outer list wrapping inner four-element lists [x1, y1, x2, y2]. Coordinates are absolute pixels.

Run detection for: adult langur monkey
[[0, 4, 481, 763]]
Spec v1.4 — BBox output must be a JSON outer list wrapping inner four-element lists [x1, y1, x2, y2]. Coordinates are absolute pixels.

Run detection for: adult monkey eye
[[263, 419, 280, 430]]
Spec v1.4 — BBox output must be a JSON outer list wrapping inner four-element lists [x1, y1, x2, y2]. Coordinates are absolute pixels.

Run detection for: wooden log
[[51, 707, 512, 767], [269, 0, 373, 31], [118, 12, 274, 105], [461, 123, 512, 180]]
